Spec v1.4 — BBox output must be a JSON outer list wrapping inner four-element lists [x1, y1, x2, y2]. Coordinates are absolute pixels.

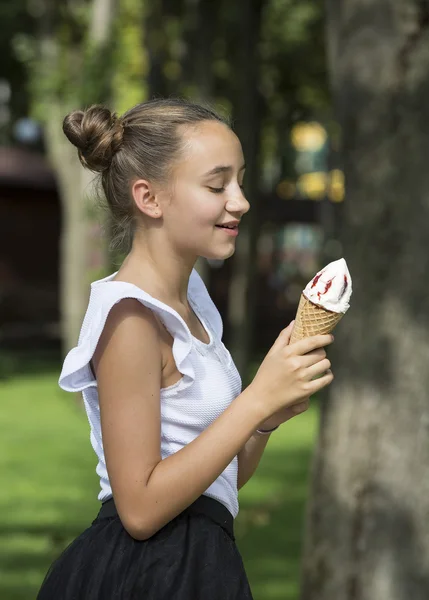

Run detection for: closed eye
[[208, 186, 225, 194]]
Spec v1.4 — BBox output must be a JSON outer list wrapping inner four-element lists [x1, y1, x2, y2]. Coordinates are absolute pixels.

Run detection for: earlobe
[[132, 179, 162, 219]]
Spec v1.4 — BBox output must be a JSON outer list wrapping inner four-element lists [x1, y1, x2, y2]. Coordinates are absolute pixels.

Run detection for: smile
[[215, 225, 239, 237]]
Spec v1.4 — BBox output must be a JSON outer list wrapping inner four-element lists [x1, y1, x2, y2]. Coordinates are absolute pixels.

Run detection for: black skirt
[[37, 495, 253, 599]]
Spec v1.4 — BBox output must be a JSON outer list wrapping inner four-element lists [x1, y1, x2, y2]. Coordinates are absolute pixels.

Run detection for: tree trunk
[[227, 0, 263, 380], [146, 0, 169, 98], [39, 0, 117, 353], [45, 107, 94, 354], [300, 2, 429, 599], [91, 0, 116, 42], [193, 0, 217, 101]]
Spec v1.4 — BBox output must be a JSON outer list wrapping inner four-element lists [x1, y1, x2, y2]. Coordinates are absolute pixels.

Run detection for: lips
[[215, 224, 239, 237], [215, 220, 240, 228]]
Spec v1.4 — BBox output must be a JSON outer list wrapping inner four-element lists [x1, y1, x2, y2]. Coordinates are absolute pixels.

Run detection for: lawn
[[0, 370, 318, 600]]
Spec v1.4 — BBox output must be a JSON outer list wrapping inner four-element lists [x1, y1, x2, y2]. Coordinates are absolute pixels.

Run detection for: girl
[[37, 98, 333, 599]]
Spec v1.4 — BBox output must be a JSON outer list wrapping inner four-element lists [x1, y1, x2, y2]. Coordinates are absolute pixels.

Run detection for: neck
[[118, 232, 196, 306]]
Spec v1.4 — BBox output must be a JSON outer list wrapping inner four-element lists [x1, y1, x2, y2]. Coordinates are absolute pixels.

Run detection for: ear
[[131, 179, 163, 219]]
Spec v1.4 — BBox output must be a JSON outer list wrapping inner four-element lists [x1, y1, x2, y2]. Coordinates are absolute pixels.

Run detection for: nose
[[226, 187, 250, 216]]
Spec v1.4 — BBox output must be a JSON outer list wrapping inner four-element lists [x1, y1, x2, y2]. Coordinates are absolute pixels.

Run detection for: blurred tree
[[112, 0, 148, 115], [259, 0, 330, 178], [225, 0, 264, 377], [39, 0, 117, 354], [300, 2, 429, 599], [146, 0, 170, 98], [15, 0, 147, 353]]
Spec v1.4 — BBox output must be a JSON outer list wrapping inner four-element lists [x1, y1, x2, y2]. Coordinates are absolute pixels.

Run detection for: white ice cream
[[303, 258, 352, 313]]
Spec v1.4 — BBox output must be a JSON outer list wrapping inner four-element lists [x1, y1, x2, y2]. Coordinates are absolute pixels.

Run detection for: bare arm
[[237, 432, 271, 490], [93, 302, 333, 541], [93, 299, 267, 540]]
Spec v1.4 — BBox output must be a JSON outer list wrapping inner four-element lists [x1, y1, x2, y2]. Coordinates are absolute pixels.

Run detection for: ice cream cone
[[290, 293, 344, 344]]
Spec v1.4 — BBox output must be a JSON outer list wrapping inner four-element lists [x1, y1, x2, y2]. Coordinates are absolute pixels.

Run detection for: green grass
[[0, 371, 318, 600], [236, 406, 318, 599]]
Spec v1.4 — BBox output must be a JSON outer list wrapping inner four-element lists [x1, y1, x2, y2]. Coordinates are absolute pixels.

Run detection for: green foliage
[[12, 3, 89, 120], [261, 0, 329, 118], [265, 0, 321, 46], [12, 0, 145, 121], [8, 0, 329, 158], [112, 0, 149, 114]]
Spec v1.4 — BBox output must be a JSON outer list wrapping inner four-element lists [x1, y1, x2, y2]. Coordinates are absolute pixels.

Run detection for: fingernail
[[331, 335, 335, 341]]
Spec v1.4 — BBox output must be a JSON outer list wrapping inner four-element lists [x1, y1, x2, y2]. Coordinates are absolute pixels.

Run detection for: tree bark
[[300, 2, 429, 599]]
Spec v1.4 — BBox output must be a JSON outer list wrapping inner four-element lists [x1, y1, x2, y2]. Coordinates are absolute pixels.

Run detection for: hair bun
[[63, 105, 124, 172]]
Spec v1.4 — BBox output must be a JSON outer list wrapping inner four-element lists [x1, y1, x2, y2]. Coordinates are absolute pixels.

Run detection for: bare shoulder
[[92, 297, 161, 374], [99, 296, 159, 336]]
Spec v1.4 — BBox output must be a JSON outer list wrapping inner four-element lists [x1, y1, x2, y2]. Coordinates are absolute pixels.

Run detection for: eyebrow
[[204, 164, 246, 177]]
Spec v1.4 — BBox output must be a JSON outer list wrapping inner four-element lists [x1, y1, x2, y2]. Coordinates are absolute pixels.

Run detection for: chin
[[201, 244, 236, 261]]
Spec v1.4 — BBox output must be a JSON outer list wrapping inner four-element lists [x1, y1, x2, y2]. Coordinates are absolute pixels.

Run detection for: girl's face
[[161, 120, 250, 261]]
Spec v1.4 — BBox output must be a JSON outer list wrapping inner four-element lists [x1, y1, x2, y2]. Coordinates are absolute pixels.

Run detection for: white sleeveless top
[[59, 269, 242, 517]]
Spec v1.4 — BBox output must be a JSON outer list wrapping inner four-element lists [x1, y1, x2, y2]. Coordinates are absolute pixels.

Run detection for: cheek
[[172, 189, 223, 227]]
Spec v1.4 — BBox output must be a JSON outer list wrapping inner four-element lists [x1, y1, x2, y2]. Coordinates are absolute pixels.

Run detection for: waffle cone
[[290, 294, 344, 344]]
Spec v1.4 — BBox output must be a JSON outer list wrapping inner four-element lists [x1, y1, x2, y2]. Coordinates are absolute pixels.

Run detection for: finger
[[291, 334, 334, 356], [300, 348, 327, 368], [270, 320, 295, 352], [305, 358, 331, 380], [305, 369, 334, 395]]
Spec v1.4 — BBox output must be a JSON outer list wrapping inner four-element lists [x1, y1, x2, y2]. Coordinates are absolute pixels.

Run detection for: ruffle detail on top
[[58, 269, 214, 394]]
